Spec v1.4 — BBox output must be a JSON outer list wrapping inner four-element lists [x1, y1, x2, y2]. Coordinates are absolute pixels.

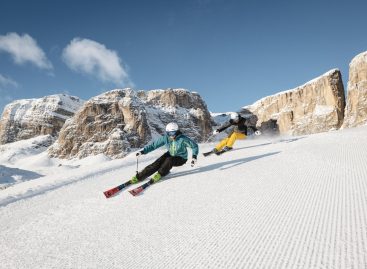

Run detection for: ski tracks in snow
[[1, 127, 367, 268]]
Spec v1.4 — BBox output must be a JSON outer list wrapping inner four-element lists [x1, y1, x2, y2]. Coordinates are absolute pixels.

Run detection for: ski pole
[[136, 155, 139, 177]]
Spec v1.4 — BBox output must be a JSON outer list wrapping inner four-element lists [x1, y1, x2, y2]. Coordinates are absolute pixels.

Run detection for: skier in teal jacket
[[130, 122, 199, 184]]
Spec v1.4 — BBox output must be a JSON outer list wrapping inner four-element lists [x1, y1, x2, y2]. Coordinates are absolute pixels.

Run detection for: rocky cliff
[[0, 94, 84, 144], [244, 69, 345, 135], [342, 51, 367, 128], [48, 88, 212, 159]]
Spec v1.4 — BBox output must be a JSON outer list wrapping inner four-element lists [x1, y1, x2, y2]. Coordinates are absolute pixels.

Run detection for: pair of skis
[[103, 179, 152, 198], [104, 146, 228, 198], [103, 155, 153, 198]]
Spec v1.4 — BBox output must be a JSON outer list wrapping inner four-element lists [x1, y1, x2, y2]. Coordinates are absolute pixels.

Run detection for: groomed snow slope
[[1, 126, 367, 268]]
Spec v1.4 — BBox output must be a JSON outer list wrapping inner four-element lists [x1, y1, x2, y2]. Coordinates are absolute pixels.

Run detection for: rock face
[[48, 88, 212, 159], [137, 89, 212, 139], [244, 69, 345, 135], [342, 51, 367, 128], [0, 94, 84, 144]]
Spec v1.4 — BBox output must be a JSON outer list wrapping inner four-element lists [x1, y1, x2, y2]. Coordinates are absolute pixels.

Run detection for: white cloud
[[0, 32, 53, 70], [62, 38, 132, 86], [0, 74, 18, 88]]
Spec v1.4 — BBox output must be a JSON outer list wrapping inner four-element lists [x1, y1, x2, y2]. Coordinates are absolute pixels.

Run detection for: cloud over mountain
[[62, 38, 132, 86], [0, 33, 53, 70]]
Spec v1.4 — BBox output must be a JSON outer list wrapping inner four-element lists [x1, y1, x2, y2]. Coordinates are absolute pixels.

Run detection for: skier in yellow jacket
[[204, 112, 261, 156]]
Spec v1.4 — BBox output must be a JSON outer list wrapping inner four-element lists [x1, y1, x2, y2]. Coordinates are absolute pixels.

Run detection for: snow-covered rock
[[211, 112, 231, 127], [342, 51, 367, 128], [48, 88, 212, 159], [244, 69, 345, 135], [137, 89, 212, 139], [0, 94, 84, 144]]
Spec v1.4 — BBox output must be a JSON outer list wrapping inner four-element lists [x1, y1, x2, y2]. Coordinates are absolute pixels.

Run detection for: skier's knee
[[157, 168, 170, 177]]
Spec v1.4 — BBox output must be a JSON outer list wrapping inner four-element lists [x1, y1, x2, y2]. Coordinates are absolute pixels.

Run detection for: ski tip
[[129, 190, 138, 196], [129, 186, 144, 196], [103, 187, 120, 198], [103, 191, 113, 198]]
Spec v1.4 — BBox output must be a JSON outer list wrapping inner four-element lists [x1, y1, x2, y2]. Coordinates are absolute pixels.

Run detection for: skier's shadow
[[229, 142, 272, 152], [278, 137, 306, 143], [230, 137, 306, 151], [161, 151, 280, 181], [206, 136, 305, 152]]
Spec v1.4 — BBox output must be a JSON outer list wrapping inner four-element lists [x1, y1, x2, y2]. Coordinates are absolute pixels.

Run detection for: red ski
[[129, 186, 144, 196], [129, 181, 151, 196], [103, 182, 130, 198]]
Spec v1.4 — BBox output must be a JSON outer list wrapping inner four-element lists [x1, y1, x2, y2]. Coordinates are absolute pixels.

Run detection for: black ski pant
[[137, 152, 187, 181]]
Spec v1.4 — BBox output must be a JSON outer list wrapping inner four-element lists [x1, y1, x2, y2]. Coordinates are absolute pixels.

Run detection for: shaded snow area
[[1, 126, 367, 268], [0, 135, 53, 189]]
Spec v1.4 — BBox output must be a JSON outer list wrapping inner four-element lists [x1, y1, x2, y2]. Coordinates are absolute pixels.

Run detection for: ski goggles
[[166, 131, 178, 137]]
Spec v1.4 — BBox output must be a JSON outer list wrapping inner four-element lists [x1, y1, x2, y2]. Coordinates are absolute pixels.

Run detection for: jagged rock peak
[[0, 94, 84, 144], [48, 88, 213, 159], [244, 69, 345, 135], [342, 51, 367, 128], [90, 88, 135, 102], [137, 88, 203, 108]]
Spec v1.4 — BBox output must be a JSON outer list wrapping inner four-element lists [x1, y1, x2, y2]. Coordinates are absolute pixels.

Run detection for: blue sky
[[0, 0, 366, 113]]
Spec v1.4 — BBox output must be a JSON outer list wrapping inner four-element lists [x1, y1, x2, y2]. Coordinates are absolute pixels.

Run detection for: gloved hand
[[255, 130, 261, 136], [136, 150, 144, 157], [191, 155, 197, 167], [213, 130, 219, 135]]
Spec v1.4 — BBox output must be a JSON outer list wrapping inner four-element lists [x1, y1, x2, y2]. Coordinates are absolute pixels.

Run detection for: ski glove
[[191, 155, 197, 167], [213, 130, 219, 135], [255, 130, 261, 136], [136, 150, 144, 157]]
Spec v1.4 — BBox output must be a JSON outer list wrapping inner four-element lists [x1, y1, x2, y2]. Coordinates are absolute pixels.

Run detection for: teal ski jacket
[[142, 133, 199, 160]]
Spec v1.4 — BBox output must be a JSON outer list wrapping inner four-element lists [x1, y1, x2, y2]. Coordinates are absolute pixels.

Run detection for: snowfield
[[1, 126, 367, 268]]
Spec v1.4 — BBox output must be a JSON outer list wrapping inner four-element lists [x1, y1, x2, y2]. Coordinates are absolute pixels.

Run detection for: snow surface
[[1, 126, 367, 268]]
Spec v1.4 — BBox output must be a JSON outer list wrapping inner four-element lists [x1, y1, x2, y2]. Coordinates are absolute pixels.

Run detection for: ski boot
[[130, 175, 139, 184], [203, 148, 219, 157], [216, 146, 233, 155], [129, 173, 161, 196], [151, 172, 162, 183]]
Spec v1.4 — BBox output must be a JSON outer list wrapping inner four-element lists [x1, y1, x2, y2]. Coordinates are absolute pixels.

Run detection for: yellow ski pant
[[215, 132, 246, 150]]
